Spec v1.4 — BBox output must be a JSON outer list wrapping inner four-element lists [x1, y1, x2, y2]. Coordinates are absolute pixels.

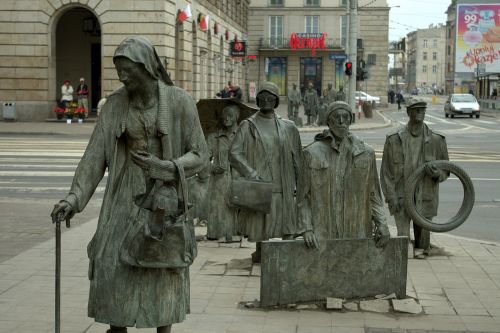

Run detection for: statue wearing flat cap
[[298, 101, 390, 249], [381, 98, 449, 259], [230, 81, 302, 262]]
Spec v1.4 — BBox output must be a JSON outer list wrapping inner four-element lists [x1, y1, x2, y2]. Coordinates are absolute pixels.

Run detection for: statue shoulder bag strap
[[120, 160, 197, 269]]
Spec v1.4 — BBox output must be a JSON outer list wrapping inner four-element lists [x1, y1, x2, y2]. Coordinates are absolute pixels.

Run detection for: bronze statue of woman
[[51, 36, 208, 333]]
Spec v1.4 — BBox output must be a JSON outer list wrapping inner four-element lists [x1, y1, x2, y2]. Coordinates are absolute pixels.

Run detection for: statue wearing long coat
[[298, 131, 388, 240], [206, 129, 239, 240], [303, 88, 318, 117], [229, 113, 302, 241], [63, 81, 208, 328]]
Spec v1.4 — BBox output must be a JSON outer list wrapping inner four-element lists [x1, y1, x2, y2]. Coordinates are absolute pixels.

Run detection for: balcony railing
[[259, 37, 344, 50]]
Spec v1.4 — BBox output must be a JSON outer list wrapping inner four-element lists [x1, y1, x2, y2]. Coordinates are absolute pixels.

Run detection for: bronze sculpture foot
[[107, 326, 127, 333]]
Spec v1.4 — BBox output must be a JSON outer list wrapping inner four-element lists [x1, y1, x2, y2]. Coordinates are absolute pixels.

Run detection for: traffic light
[[345, 61, 352, 76], [357, 68, 369, 81], [362, 68, 369, 80]]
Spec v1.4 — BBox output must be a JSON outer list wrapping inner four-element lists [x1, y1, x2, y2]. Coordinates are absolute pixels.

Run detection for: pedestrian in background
[[396, 91, 404, 110], [76, 78, 89, 117], [61, 80, 73, 109]]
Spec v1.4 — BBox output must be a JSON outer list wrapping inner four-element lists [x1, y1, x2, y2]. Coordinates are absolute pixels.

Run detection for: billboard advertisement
[[456, 3, 500, 73]]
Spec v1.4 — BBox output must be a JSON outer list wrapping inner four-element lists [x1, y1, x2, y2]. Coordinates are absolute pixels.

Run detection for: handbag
[[228, 178, 273, 214], [120, 160, 197, 269]]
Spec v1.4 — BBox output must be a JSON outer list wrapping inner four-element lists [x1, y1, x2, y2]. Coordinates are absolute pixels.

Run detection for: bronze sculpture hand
[[51, 201, 75, 224], [374, 227, 390, 248], [131, 150, 177, 181], [424, 162, 441, 180], [303, 230, 320, 249]]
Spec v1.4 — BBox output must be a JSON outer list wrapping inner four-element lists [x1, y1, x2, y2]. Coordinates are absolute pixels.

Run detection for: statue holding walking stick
[[50, 36, 208, 333]]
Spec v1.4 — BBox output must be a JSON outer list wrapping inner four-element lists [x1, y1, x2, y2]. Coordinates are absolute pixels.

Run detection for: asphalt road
[[0, 103, 499, 262]]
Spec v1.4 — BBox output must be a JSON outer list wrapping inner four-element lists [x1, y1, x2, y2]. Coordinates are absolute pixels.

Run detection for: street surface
[[0, 99, 499, 263]]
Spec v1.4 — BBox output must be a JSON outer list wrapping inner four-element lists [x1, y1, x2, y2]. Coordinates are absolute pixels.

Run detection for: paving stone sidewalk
[[1, 219, 500, 333]]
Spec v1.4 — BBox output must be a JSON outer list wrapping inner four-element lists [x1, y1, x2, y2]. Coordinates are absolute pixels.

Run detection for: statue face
[[408, 107, 426, 124], [114, 57, 151, 93], [221, 107, 239, 127], [258, 91, 277, 112], [293, 84, 297, 89], [327, 109, 351, 140]]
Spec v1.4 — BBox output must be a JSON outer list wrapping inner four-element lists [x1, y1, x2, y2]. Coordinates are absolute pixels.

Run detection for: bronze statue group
[[51, 37, 449, 332]]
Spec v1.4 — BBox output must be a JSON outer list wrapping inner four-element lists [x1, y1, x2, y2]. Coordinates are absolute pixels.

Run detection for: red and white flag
[[199, 14, 209, 31], [177, 4, 191, 23]]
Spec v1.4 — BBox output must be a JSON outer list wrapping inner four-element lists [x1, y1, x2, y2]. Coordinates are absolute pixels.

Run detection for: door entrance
[[55, 7, 101, 113], [300, 57, 322, 96]]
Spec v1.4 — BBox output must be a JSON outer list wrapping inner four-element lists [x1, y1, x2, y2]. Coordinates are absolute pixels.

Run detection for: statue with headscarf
[[51, 36, 208, 333]]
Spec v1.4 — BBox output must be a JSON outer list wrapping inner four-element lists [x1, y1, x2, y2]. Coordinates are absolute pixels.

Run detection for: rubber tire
[[445, 113, 449, 118], [450, 114, 455, 118], [404, 160, 475, 232], [469, 114, 473, 118], [476, 114, 480, 118]]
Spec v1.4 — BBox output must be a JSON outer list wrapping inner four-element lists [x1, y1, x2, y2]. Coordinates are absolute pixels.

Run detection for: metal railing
[[259, 37, 344, 50]]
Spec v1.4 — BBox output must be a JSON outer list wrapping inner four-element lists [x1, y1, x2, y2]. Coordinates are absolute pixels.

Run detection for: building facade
[[406, 24, 446, 93], [388, 38, 406, 92], [246, 0, 390, 103], [0, 0, 248, 121]]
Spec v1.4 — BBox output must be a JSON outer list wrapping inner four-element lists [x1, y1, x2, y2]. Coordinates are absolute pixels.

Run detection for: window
[[367, 54, 376, 65], [341, 15, 347, 47], [269, 0, 283, 5], [305, 0, 320, 6], [423, 52, 427, 60], [305, 16, 319, 33], [447, 45, 451, 56], [433, 39, 437, 48], [341, 0, 347, 6], [423, 39, 428, 48], [432, 65, 437, 73], [423, 65, 427, 73], [269, 16, 283, 46]]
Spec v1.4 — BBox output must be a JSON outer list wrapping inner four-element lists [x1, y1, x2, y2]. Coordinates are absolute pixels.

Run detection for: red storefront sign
[[289, 33, 327, 56]]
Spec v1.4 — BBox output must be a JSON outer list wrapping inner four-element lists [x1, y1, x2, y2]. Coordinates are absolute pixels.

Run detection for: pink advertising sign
[[456, 3, 500, 73]]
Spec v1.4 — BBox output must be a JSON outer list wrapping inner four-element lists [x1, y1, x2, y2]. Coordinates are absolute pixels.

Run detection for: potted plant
[[74, 107, 85, 123], [54, 106, 65, 119]]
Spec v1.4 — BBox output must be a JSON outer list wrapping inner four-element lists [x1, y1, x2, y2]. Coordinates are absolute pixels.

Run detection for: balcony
[[259, 37, 344, 50]]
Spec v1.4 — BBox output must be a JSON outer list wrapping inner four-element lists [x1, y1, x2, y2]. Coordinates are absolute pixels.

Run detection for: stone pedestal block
[[260, 237, 408, 307]]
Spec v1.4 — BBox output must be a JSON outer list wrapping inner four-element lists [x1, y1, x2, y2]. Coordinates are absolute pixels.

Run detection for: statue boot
[[106, 326, 127, 333]]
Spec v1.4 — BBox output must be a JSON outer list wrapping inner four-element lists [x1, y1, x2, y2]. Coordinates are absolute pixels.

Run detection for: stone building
[[246, 0, 390, 103], [0, 0, 248, 121], [406, 24, 446, 93]]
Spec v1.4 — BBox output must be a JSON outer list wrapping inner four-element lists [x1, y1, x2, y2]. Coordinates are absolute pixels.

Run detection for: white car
[[355, 91, 380, 104], [444, 93, 480, 118]]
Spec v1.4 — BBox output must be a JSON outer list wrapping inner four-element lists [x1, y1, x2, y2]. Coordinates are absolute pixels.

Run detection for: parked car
[[355, 91, 380, 104], [444, 93, 480, 118]]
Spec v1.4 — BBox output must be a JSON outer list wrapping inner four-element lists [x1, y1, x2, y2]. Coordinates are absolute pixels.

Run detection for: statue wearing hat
[[381, 99, 449, 259], [229, 81, 302, 262], [76, 77, 89, 117], [298, 101, 390, 249]]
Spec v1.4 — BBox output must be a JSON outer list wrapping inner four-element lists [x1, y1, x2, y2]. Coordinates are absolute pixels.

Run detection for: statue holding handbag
[[50, 36, 208, 333], [229, 81, 303, 262]]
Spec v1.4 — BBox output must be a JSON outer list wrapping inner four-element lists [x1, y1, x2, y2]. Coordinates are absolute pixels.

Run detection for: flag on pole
[[177, 4, 191, 23], [199, 14, 209, 31]]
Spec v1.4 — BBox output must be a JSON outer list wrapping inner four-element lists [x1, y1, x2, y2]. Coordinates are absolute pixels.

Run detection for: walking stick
[[55, 212, 70, 333]]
